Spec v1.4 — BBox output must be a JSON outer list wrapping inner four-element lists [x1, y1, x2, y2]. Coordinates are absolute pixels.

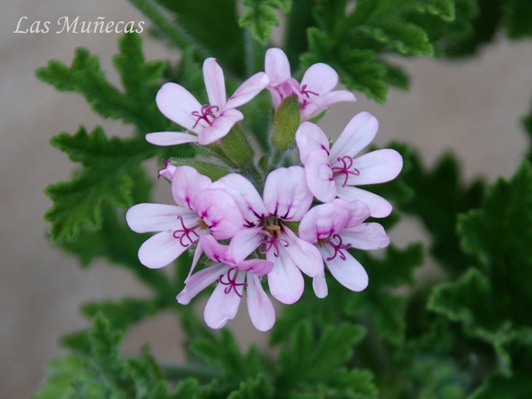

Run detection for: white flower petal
[[321, 246, 368, 292], [329, 112, 378, 160], [225, 72, 269, 109], [346, 149, 403, 186], [203, 58, 227, 108], [156, 82, 202, 133], [197, 108, 243, 145], [171, 166, 212, 209], [267, 251, 304, 304], [229, 227, 263, 261], [138, 231, 189, 269], [336, 186, 393, 218], [295, 122, 330, 163], [314, 90, 356, 109], [177, 263, 226, 304], [246, 273, 276, 331], [204, 270, 244, 329], [298, 201, 350, 243], [340, 223, 390, 250], [126, 203, 195, 233], [312, 274, 329, 298], [265, 48, 291, 85], [304, 149, 336, 203], [263, 166, 313, 221], [282, 228, 324, 277], [301, 63, 338, 96], [145, 132, 198, 146]]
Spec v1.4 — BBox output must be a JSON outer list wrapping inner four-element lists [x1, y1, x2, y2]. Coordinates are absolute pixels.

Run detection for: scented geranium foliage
[[36, 0, 532, 398]]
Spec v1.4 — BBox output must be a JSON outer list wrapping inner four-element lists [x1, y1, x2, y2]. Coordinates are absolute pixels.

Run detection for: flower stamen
[[191, 105, 219, 128], [219, 267, 247, 297], [172, 216, 200, 247], [300, 84, 319, 99], [331, 156, 360, 187], [325, 234, 351, 261]]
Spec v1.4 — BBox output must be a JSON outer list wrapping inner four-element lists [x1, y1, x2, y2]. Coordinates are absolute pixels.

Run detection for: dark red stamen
[[172, 216, 199, 247], [331, 156, 360, 187], [326, 234, 352, 261], [219, 267, 247, 298], [191, 105, 219, 128], [157, 159, 171, 179], [259, 233, 289, 257], [300, 84, 319, 98]]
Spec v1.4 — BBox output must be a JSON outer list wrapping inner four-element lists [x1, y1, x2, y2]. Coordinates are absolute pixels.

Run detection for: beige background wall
[[1, 1, 531, 398]]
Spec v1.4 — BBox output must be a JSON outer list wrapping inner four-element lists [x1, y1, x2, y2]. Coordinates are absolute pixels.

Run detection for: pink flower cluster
[[126, 48, 403, 331]]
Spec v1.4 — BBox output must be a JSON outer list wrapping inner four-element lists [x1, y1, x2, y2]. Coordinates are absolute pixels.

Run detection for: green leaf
[[227, 374, 274, 399], [36, 33, 167, 133], [44, 126, 154, 243], [504, 0, 532, 39], [240, 0, 292, 44]]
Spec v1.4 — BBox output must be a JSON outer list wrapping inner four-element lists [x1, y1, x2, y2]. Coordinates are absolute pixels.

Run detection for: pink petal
[[229, 227, 263, 261], [225, 72, 269, 109], [295, 122, 330, 163], [336, 186, 393, 218], [298, 201, 351, 243], [204, 271, 243, 328], [304, 149, 336, 203], [212, 174, 267, 226], [145, 132, 198, 146], [246, 273, 275, 331], [265, 48, 291, 85], [171, 166, 212, 209], [282, 228, 324, 277], [312, 274, 328, 298], [263, 166, 313, 221], [329, 112, 379, 161], [340, 223, 390, 250], [138, 231, 189, 269], [301, 63, 338, 97], [267, 251, 304, 304], [238, 259, 274, 276], [177, 263, 226, 304], [156, 83, 202, 133], [201, 234, 231, 265], [203, 58, 226, 108], [193, 188, 244, 239], [197, 108, 243, 145], [186, 239, 204, 282], [320, 246, 369, 292], [334, 198, 371, 228], [126, 203, 195, 233], [345, 149, 403, 185]]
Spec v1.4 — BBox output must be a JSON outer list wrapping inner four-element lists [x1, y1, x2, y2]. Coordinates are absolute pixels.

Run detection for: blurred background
[[1, 1, 531, 398]]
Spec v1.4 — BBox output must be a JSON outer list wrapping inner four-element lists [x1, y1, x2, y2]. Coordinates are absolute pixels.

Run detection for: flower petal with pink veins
[[193, 188, 244, 240], [295, 122, 330, 163], [263, 166, 313, 221], [138, 231, 190, 269], [171, 166, 212, 209], [238, 259, 274, 276], [126, 203, 195, 233], [265, 48, 291, 85], [335, 199, 371, 229], [336, 185, 393, 218], [304, 149, 336, 203], [197, 108, 243, 145], [320, 245, 369, 292], [204, 271, 244, 329], [201, 234, 231, 264], [314, 90, 357, 109], [230, 227, 263, 261], [177, 264, 226, 304], [212, 174, 267, 225], [346, 149, 403, 186], [301, 63, 338, 97], [203, 58, 227, 108], [282, 228, 324, 277], [156, 82, 203, 133], [312, 274, 329, 298], [298, 201, 351, 243], [267, 251, 304, 304], [340, 223, 390, 250], [329, 112, 379, 161], [145, 132, 198, 146], [247, 273, 275, 331], [225, 72, 269, 109]]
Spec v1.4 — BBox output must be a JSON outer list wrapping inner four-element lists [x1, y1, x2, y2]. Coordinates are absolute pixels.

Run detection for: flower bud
[[270, 95, 301, 151]]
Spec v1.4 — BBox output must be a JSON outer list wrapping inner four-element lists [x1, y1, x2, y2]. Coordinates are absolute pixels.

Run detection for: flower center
[[191, 104, 219, 128], [331, 156, 360, 187], [318, 234, 352, 261], [218, 267, 247, 298], [172, 216, 208, 247], [259, 217, 289, 257]]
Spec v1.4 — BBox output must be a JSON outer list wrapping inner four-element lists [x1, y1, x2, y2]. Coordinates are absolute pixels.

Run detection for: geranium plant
[[35, 0, 532, 398]]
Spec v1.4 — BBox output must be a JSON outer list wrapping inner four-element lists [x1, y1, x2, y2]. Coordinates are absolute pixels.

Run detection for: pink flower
[[212, 166, 324, 304], [146, 58, 269, 146], [265, 48, 356, 120], [126, 166, 244, 269], [177, 235, 275, 331], [296, 111, 403, 217], [299, 199, 390, 298]]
